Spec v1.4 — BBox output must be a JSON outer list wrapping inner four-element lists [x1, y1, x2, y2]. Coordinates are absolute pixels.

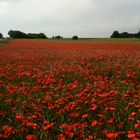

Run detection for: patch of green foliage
[[0, 39, 10, 46]]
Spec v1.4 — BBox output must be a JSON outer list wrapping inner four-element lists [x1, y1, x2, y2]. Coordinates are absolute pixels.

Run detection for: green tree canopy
[[0, 33, 3, 38]]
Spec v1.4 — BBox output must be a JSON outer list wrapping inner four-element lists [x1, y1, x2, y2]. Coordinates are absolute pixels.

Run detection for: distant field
[[0, 39, 140, 139], [32, 38, 140, 45], [1, 38, 140, 44], [47, 37, 140, 41], [0, 39, 10, 46]]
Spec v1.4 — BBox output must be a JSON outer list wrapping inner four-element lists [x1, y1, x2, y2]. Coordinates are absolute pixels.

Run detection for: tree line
[[111, 31, 140, 38], [8, 30, 47, 39], [0, 33, 3, 39], [0, 30, 79, 40], [1, 30, 140, 39]]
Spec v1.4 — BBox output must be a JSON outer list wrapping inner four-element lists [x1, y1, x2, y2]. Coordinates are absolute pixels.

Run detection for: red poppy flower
[[127, 133, 136, 139], [16, 115, 24, 122], [26, 135, 37, 140], [106, 133, 117, 139], [57, 134, 65, 140], [91, 120, 98, 127], [70, 112, 79, 118], [82, 114, 88, 119], [65, 131, 74, 138]]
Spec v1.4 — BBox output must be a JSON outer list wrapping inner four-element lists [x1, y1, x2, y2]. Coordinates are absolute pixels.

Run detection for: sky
[[0, 0, 140, 38]]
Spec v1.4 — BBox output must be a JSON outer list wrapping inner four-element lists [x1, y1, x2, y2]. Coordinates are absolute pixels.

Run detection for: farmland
[[0, 39, 140, 140]]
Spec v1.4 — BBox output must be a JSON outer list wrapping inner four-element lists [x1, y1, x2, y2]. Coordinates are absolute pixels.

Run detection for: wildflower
[[44, 123, 54, 131], [85, 135, 93, 140], [0, 134, 8, 139], [26, 135, 37, 140], [106, 133, 117, 139], [68, 83, 77, 89], [131, 112, 136, 117], [26, 122, 37, 130], [127, 133, 136, 139], [134, 123, 140, 129], [118, 124, 123, 129], [91, 120, 98, 127], [98, 93, 110, 98], [128, 117, 135, 121], [65, 131, 74, 138], [91, 104, 97, 111], [70, 112, 79, 118], [57, 134, 65, 140], [1, 125, 13, 138], [108, 118, 114, 124], [16, 115, 24, 122], [43, 120, 48, 126], [82, 114, 88, 119], [109, 107, 116, 111]]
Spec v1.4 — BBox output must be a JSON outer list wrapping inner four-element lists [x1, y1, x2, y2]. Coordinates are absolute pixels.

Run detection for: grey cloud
[[0, 0, 140, 37]]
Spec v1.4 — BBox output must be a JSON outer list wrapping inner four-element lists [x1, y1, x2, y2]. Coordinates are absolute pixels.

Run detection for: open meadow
[[0, 39, 140, 140]]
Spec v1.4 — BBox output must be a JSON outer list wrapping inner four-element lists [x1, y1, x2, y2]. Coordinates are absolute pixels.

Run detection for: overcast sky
[[0, 0, 140, 37]]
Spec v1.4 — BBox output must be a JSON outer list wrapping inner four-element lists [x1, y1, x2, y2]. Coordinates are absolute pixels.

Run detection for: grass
[[0, 39, 10, 46], [30, 38, 140, 44]]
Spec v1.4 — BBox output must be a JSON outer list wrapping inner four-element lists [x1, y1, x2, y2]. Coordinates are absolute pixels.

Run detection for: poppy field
[[0, 39, 140, 140]]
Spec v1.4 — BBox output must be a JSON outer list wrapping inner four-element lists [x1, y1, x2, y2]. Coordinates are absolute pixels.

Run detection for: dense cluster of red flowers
[[0, 39, 140, 139]]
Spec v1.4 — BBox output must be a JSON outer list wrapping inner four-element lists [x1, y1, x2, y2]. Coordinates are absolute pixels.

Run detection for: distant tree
[[8, 30, 48, 39], [8, 30, 27, 39], [72, 35, 79, 40], [54, 35, 63, 39], [38, 33, 48, 39], [121, 32, 129, 38], [111, 31, 120, 38], [111, 30, 140, 38], [27, 33, 37, 39], [52, 36, 55, 39], [0, 33, 3, 38], [136, 31, 140, 39], [27, 33, 47, 39]]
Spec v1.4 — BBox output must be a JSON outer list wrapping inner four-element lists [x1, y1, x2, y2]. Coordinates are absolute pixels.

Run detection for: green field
[[0, 39, 10, 45]]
